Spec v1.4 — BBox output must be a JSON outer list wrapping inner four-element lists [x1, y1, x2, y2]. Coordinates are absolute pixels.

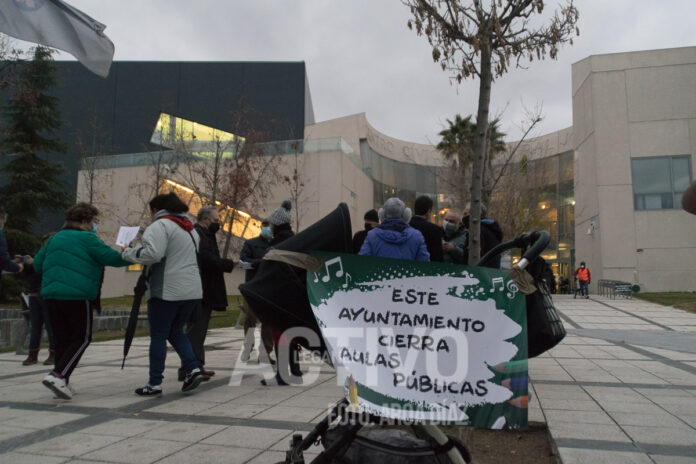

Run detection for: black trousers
[[186, 302, 213, 367], [46, 299, 92, 381]]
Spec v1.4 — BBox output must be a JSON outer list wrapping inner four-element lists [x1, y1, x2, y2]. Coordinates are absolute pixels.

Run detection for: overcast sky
[[40, 1, 696, 144]]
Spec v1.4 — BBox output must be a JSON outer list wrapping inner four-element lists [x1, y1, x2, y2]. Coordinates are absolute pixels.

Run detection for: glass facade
[[360, 139, 451, 219], [151, 113, 245, 159], [160, 179, 261, 240], [631, 155, 692, 210], [491, 151, 575, 286]]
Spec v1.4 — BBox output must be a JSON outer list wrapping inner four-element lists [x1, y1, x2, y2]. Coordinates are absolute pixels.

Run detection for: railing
[[597, 280, 640, 299]]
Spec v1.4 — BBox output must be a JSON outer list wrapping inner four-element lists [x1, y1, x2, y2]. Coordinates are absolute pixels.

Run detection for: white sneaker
[[42, 373, 72, 400]]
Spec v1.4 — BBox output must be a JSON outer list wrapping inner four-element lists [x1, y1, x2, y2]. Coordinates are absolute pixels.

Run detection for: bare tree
[[76, 109, 112, 206], [171, 101, 284, 258], [405, 0, 578, 264]]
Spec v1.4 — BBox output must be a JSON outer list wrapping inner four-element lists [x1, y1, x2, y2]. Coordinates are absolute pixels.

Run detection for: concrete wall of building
[[305, 113, 446, 167], [572, 47, 696, 292], [78, 146, 373, 298]]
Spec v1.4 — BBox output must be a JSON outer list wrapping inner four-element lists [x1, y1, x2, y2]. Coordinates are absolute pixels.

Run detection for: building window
[[631, 155, 692, 210]]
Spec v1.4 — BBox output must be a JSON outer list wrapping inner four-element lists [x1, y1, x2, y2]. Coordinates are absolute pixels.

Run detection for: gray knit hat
[[378, 197, 412, 222], [268, 199, 292, 226]]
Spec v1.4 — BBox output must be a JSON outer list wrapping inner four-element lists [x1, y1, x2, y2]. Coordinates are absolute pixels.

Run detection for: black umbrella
[[121, 267, 148, 369]]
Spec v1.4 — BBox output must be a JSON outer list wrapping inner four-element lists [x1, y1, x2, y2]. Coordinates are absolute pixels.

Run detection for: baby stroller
[[240, 204, 564, 464]]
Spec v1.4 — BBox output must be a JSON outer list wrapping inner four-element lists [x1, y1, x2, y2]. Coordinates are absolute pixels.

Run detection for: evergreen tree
[[0, 46, 69, 232]]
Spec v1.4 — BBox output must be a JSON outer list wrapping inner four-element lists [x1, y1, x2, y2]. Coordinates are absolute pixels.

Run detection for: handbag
[[524, 257, 566, 358]]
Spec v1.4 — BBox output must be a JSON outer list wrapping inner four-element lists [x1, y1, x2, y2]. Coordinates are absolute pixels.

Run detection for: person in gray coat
[[122, 193, 204, 396]]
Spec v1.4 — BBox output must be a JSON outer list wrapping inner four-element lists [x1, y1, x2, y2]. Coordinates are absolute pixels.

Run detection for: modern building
[[8, 47, 695, 297], [571, 46, 695, 292]]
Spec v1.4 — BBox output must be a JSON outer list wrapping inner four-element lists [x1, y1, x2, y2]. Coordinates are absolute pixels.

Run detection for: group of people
[[0, 190, 606, 399], [0, 194, 299, 399], [352, 195, 503, 267]]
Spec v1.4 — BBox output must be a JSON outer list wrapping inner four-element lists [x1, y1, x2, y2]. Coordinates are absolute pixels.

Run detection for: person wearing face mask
[[178, 206, 235, 381], [574, 261, 591, 299], [33, 203, 130, 399], [352, 209, 379, 253], [441, 209, 468, 264], [239, 219, 275, 363]]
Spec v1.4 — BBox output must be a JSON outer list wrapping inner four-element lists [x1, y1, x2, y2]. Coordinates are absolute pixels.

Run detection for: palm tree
[[437, 114, 506, 206]]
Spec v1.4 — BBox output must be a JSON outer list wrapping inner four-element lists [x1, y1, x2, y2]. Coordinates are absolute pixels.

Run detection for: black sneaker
[[182, 368, 204, 392], [135, 384, 162, 396]]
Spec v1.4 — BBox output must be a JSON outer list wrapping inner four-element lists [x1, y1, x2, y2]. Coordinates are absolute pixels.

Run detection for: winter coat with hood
[[121, 210, 202, 301], [358, 218, 430, 261]]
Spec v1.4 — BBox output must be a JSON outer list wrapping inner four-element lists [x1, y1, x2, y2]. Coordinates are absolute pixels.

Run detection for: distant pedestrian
[[122, 193, 205, 396], [34, 203, 130, 400], [574, 261, 591, 299], [178, 206, 235, 381], [409, 195, 444, 262], [359, 197, 429, 261], [352, 209, 379, 253], [239, 219, 274, 363]]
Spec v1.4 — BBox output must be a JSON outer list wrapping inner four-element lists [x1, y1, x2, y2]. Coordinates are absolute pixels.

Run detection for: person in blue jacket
[[359, 197, 430, 261]]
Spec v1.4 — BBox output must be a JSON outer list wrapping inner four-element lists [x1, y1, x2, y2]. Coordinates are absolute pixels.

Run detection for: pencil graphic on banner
[[348, 375, 359, 407]]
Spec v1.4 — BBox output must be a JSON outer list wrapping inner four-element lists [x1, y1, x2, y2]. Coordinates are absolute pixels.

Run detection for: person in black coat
[[352, 209, 379, 253], [239, 219, 274, 362], [409, 195, 444, 262], [262, 200, 300, 386], [462, 203, 504, 268], [180, 206, 235, 380]]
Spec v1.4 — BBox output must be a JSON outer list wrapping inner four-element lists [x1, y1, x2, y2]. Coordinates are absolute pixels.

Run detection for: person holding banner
[[359, 197, 429, 261]]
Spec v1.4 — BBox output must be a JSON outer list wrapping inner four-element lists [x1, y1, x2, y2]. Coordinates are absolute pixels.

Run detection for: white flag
[[0, 0, 114, 77]]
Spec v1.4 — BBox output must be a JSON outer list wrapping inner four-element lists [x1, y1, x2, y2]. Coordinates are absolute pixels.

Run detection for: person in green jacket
[[33, 203, 130, 400]]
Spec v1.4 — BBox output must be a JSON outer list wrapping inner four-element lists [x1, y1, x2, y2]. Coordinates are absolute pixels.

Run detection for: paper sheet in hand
[[116, 226, 140, 247]]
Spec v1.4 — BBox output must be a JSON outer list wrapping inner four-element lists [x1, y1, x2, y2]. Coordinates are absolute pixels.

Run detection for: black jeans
[[28, 296, 54, 351], [46, 299, 92, 381], [185, 302, 213, 367]]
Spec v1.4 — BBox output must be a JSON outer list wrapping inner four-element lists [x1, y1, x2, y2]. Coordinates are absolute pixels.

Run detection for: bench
[[598, 280, 640, 299]]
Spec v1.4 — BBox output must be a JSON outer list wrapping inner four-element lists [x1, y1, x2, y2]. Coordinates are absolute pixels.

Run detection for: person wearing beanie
[[268, 200, 294, 246], [261, 200, 299, 386], [352, 209, 379, 253], [359, 198, 429, 261]]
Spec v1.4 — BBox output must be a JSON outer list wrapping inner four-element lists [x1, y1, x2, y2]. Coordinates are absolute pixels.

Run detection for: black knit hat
[[363, 209, 379, 223]]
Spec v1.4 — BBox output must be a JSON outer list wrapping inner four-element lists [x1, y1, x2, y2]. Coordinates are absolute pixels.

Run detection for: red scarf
[[163, 215, 194, 231]]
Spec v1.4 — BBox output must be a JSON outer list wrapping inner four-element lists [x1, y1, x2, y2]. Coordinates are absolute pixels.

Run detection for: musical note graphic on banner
[[490, 277, 505, 293], [342, 273, 352, 289], [312, 272, 320, 283], [506, 280, 519, 299], [321, 257, 344, 282]]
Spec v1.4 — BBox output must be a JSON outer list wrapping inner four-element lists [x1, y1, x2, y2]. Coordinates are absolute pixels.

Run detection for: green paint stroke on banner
[[308, 252, 529, 429]]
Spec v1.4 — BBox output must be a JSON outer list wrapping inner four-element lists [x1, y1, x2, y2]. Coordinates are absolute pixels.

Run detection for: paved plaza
[[0, 294, 694, 463]]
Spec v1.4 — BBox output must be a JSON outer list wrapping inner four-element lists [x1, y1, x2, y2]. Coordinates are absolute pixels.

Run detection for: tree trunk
[[222, 209, 236, 259], [468, 40, 492, 266]]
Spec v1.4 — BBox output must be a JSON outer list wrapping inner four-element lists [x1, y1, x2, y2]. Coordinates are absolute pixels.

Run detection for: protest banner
[[308, 252, 529, 429]]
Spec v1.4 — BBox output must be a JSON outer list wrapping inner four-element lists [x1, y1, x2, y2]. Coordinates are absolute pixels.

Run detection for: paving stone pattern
[[0, 295, 694, 462]]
